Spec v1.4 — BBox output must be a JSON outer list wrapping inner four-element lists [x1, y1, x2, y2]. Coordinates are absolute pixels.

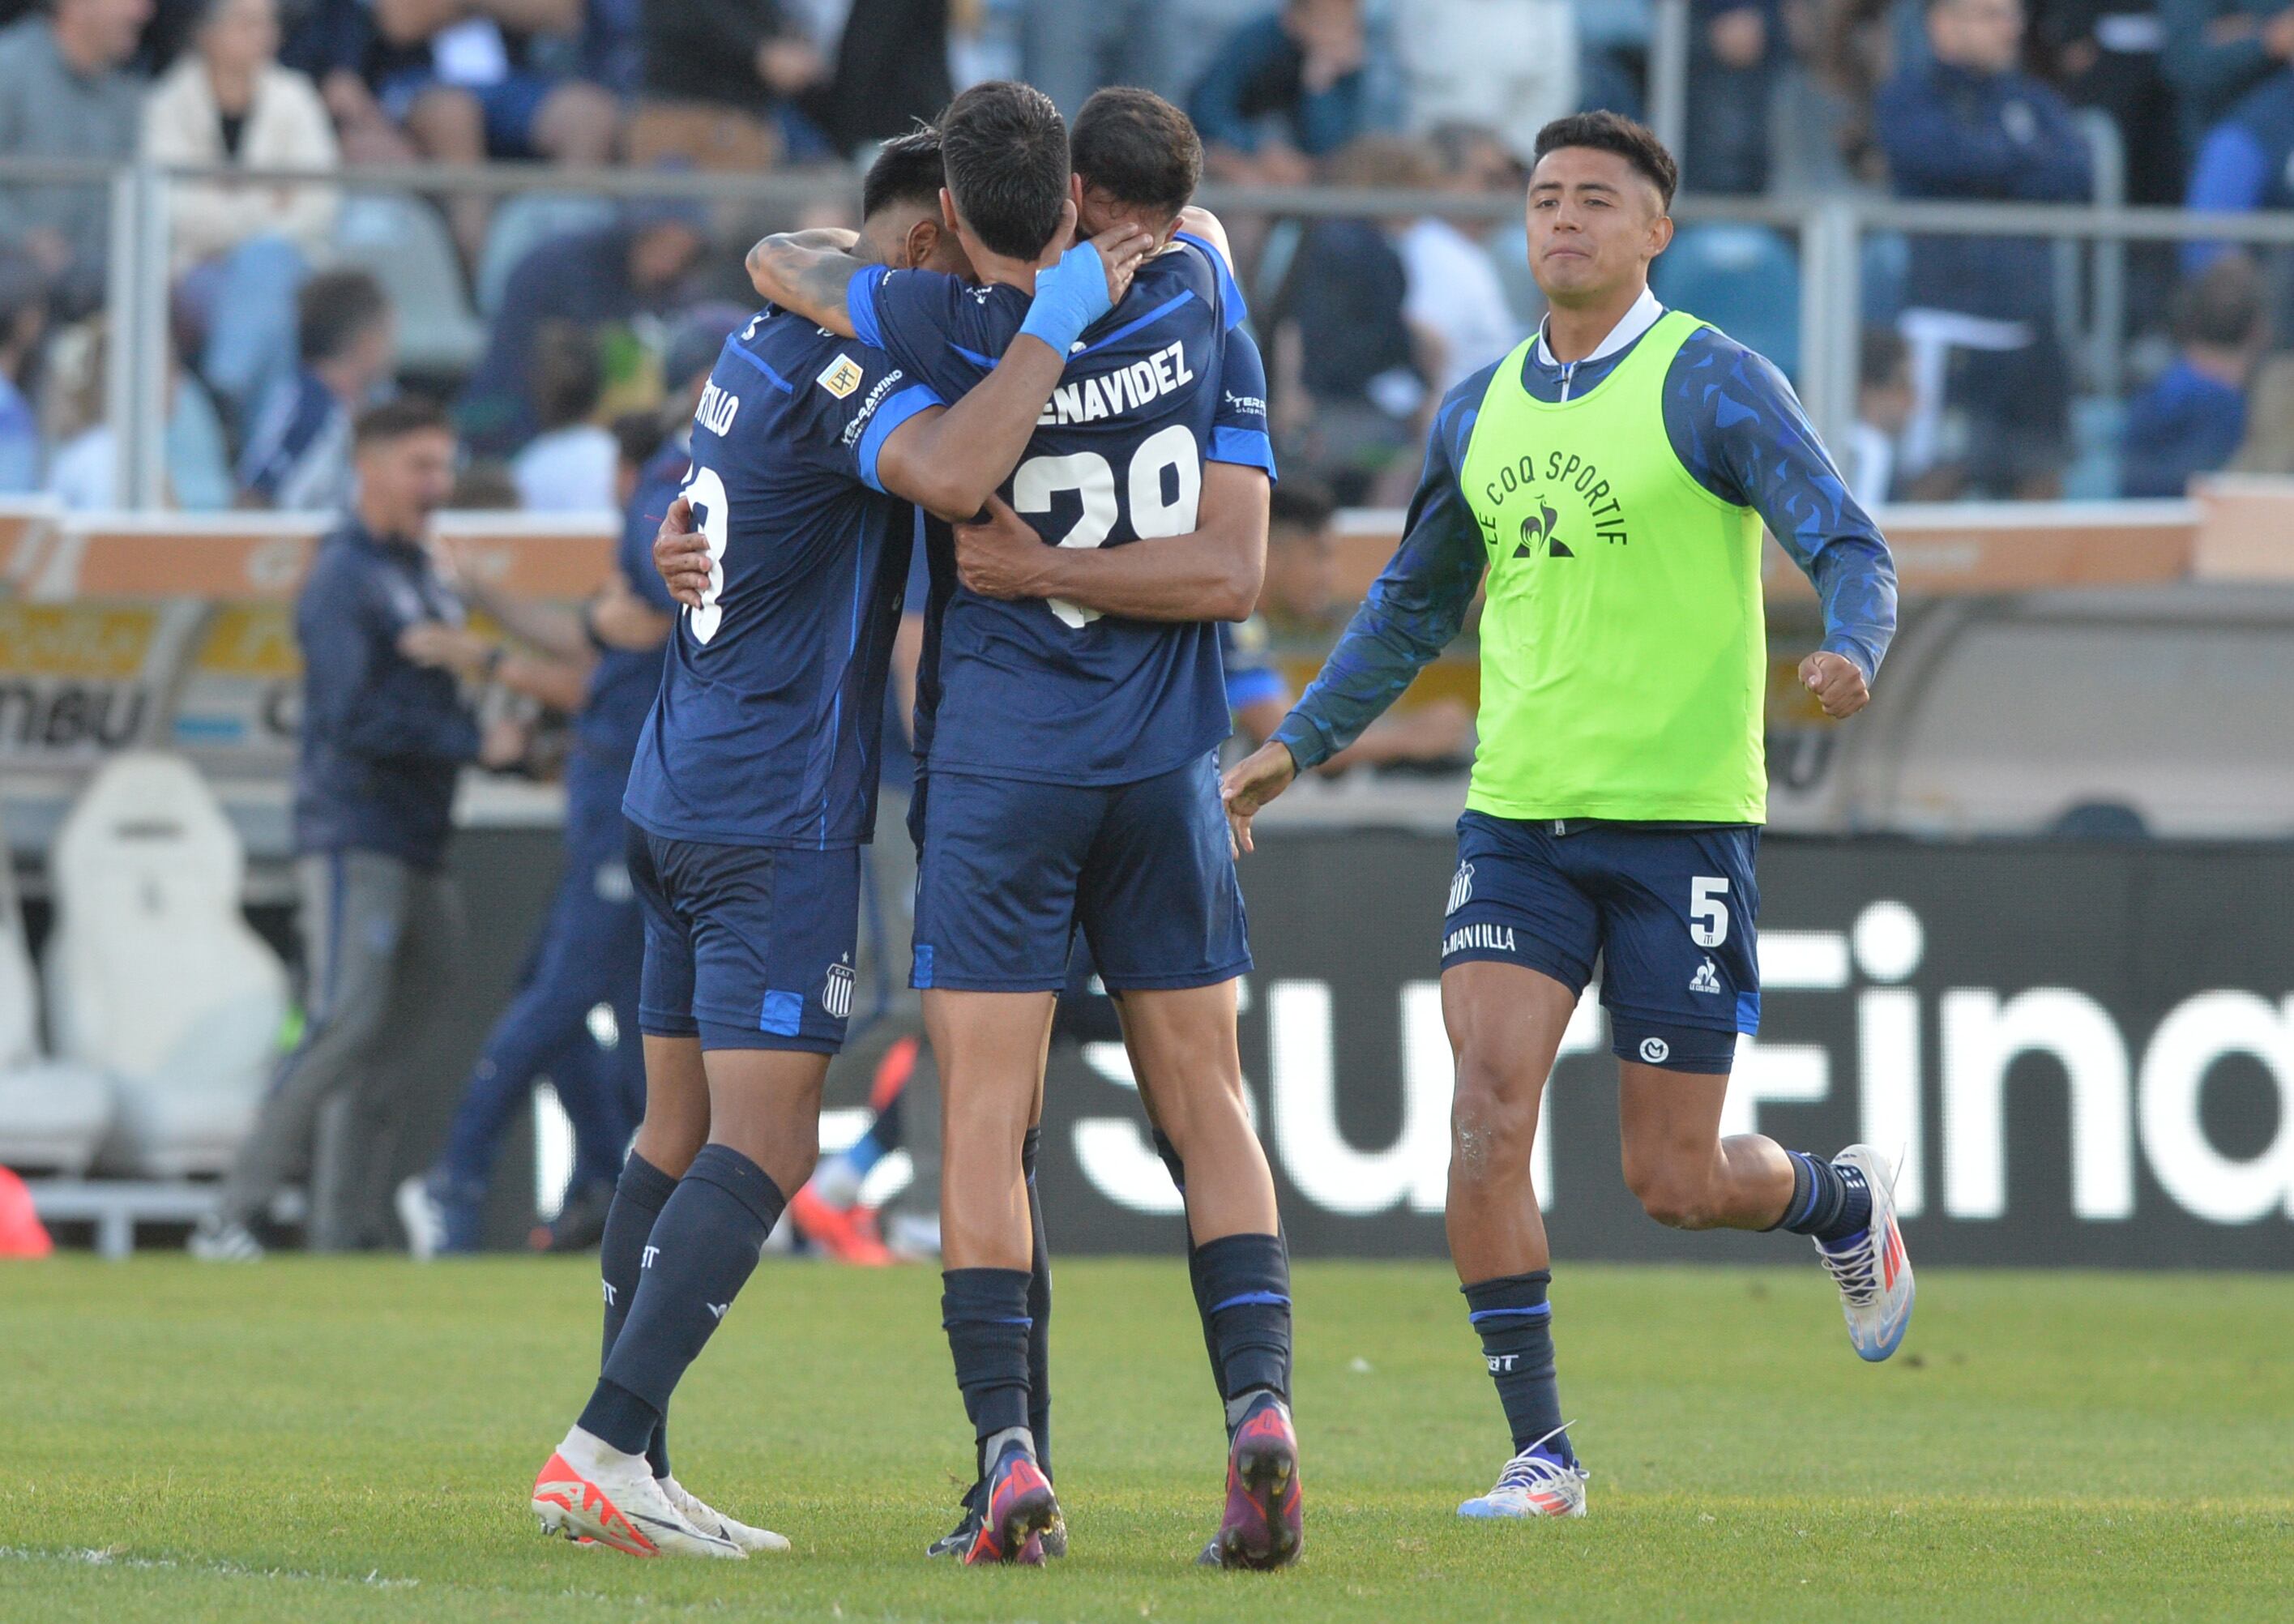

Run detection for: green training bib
[[1457, 311, 1767, 823]]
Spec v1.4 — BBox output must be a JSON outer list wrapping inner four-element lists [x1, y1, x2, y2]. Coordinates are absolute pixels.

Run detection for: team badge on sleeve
[[817, 356, 865, 399]]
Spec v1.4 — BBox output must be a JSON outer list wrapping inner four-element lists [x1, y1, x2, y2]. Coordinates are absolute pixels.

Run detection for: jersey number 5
[[1011, 424, 1202, 630], [681, 464, 731, 645]]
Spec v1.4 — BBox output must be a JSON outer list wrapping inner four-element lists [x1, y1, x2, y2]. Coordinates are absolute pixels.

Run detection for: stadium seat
[[41, 754, 288, 1178], [476, 193, 617, 318], [1651, 224, 1801, 381], [335, 193, 487, 375], [0, 807, 111, 1176]]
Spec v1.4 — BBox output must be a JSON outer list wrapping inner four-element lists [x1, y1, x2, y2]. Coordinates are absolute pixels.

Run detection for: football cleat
[[932, 1478, 1068, 1560], [963, 1443, 1058, 1566], [397, 1173, 482, 1259], [1210, 1395, 1303, 1569], [1458, 1426, 1588, 1519], [188, 1215, 262, 1263], [532, 1177, 614, 1254], [530, 1428, 743, 1559], [660, 1476, 791, 1553], [1816, 1143, 1916, 1361], [787, 1186, 895, 1266]]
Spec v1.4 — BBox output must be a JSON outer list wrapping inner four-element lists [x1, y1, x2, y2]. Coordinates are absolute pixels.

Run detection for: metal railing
[[10, 151, 2294, 506]]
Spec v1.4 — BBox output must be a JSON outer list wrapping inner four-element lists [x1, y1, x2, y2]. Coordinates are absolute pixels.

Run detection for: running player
[[1223, 112, 1908, 1520], [527, 131, 1151, 1558], [741, 83, 1300, 1569]]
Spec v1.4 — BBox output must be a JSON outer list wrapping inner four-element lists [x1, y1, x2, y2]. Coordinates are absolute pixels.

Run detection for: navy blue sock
[[1023, 1128, 1053, 1483], [580, 1145, 784, 1456], [1151, 1129, 1224, 1400], [1771, 1151, 1873, 1245], [598, 1152, 678, 1479], [942, 1266, 1033, 1477], [1195, 1232, 1291, 1417], [1463, 1271, 1572, 1464]]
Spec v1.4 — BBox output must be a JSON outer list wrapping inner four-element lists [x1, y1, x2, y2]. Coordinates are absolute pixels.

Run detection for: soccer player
[[1222, 111, 1910, 1520], [741, 83, 1301, 1568], [526, 130, 1151, 1558]]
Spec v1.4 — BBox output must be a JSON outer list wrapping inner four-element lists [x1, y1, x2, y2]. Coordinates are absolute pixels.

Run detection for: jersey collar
[[1532, 284, 1665, 369]]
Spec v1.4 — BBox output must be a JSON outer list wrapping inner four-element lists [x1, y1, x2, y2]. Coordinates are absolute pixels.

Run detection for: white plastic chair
[[42, 754, 288, 1177], [335, 192, 487, 374], [476, 193, 617, 318], [0, 805, 111, 1174]]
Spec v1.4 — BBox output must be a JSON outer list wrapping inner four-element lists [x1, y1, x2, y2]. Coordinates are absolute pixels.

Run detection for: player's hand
[[1798, 651, 1870, 720], [1087, 223, 1156, 308], [397, 622, 493, 677], [955, 497, 1053, 600], [652, 495, 711, 609], [1220, 740, 1299, 857], [589, 575, 670, 651]]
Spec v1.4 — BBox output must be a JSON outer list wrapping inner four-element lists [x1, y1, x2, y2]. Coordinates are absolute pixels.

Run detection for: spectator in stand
[[1020, 0, 1179, 118], [2120, 253, 2263, 496], [1877, 0, 2093, 498], [510, 321, 614, 512], [1392, 131, 1524, 396], [1685, 0, 1780, 194], [2033, 3, 2181, 206], [1845, 325, 1914, 507], [631, 0, 949, 165], [237, 267, 392, 510], [143, 0, 339, 424], [2184, 66, 2294, 270], [0, 0, 152, 317], [281, 0, 617, 258], [0, 249, 45, 492], [1189, 0, 1401, 184], [42, 314, 234, 508], [455, 197, 706, 456], [2159, 0, 2294, 139], [1392, 0, 1575, 164], [1271, 135, 1440, 505]]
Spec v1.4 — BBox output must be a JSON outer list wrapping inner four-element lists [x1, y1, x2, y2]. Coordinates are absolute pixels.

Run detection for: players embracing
[[1224, 111, 1910, 1519]]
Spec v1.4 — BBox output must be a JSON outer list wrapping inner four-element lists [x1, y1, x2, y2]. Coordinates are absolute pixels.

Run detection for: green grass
[[2, 1257, 2289, 1622]]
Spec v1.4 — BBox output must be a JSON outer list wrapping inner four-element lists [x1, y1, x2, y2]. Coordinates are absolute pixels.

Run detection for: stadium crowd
[[4, 0, 2294, 511]]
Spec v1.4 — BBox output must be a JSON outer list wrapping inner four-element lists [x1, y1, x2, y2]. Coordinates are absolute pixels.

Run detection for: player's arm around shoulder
[[745, 227, 865, 338], [1665, 327, 1897, 720]]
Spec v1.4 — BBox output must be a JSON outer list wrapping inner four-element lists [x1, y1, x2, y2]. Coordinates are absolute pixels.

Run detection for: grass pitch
[[1, 1256, 2288, 1623]]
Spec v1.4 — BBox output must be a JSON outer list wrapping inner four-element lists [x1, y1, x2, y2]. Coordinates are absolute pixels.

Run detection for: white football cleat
[[530, 1427, 743, 1558], [395, 1177, 442, 1261], [1458, 1425, 1587, 1519], [661, 1476, 791, 1554], [188, 1216, 263, 1262], [1815, 1143, 1916, 1361]]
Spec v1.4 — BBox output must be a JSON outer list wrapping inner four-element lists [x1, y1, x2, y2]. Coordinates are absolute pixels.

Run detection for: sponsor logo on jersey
[[1514, 500, 1570, 559], [839, 369, 908, 447], [1479, 450, 1630, 553], [1639, 1036, 1671, 1064], [1690, 958, 1722, 995], [1447, 861, 1476, 915], [822, 961, 854, 1019], [1036, 339, 1195, 426], [1442, 921, 1516, 957], [817, 355, 865, 398]]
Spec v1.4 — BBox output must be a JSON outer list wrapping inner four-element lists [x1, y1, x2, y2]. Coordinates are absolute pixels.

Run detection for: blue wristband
[[1018, 242, 1115, 353]]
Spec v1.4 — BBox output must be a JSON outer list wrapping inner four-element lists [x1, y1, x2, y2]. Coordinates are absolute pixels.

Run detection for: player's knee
[[1449, 1049, 1538, 1186]]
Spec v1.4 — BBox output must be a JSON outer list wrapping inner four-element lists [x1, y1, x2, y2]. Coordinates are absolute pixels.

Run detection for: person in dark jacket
[[2120, 252, 2262, 495], [1877, 0, 2093, 497], [195, 397, 525, 1260]]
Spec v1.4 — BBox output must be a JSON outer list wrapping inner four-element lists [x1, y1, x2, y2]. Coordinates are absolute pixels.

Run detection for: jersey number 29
[[1011, 425, 1202, 630]]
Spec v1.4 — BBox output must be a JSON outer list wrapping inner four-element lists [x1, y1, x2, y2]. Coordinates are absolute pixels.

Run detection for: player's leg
[[1084, 752, 1298, 1569], [910, 769, 1084, 1566], [1437, 815, 1604, 1518], [1600, 827, 1913, 1360]]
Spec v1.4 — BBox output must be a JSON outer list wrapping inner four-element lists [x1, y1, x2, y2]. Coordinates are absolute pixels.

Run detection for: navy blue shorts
[[911, 753, 1251, 994], [1440, 812, 1761, 1074], [630, 827, 860, 1053]]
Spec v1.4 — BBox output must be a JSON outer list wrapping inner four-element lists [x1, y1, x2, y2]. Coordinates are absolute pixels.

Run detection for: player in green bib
[[1224, 113, 1909, 1519]]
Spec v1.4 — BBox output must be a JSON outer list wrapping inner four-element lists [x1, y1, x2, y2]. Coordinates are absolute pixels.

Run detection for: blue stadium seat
[[1651, 223, 1801, 379], [476, 194, 618, 319], [333, 193, 485, 376]]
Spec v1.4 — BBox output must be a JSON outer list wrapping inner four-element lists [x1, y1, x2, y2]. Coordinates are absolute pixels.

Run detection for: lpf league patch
[[817, 355, 865, 399]]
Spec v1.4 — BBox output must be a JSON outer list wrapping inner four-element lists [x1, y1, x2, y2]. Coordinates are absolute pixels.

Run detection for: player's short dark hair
[[938, 79, 1070, 261], [1531, 111, 1678, 211], [298, 269, 390, 365], [352, 395, 451, 451], [1269, 477, 1338, 537], [1071, 87, 1202, 221], [2172, 254, 2266, 350], [862, 126, 946, 220]]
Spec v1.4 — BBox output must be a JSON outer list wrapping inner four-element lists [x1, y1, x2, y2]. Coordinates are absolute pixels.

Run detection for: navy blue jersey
[[622, 310, 940, 849], [849, 234, 1273, 786], [576, 434, 689, 762]]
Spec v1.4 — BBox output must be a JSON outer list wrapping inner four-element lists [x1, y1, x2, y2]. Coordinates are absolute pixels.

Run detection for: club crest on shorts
[[822, 960, 854, 1019], [1446, 861, 1476, 915]]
